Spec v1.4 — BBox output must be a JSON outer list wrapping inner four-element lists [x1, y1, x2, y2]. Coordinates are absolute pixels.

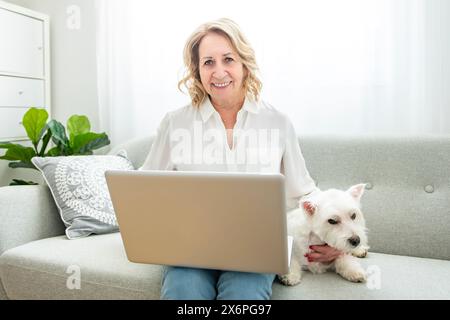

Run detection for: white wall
[[0, 0, 100, 186]]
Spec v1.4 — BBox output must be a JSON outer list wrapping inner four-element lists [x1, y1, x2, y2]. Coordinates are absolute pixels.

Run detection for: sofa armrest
[[0, 185, 65, 255]]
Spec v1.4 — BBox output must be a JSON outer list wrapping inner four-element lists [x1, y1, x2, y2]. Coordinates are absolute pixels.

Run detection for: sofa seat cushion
[[273, 254, 450, 299], [0, 233, 449, 299], [0, 233, 162, 299]]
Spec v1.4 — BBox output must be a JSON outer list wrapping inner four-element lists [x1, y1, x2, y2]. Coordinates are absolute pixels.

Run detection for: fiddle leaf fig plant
[[0, 107, 110, 186]]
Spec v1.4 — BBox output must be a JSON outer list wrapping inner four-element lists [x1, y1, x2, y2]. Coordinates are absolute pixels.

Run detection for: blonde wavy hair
[[178, 18, 262, 107]]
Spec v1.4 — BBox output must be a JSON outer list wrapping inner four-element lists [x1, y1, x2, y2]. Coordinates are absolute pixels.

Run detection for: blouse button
[[424, 185, 434, 193]]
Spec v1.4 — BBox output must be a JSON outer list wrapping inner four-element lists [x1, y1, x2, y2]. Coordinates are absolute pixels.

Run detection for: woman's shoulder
[[159, 102, 197, 125], [255, 99, 291, 123], [164, 103, 194, 118]]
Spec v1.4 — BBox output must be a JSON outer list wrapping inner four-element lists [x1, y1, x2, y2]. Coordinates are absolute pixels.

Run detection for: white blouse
[[139, 97, 318, 210]]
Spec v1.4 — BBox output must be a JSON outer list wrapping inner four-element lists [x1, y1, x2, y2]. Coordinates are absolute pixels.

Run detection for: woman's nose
[[212, 63, 228, 79]]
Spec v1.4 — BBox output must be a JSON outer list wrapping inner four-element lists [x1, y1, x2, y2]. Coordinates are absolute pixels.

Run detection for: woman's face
[[198, 32, 246, 105]]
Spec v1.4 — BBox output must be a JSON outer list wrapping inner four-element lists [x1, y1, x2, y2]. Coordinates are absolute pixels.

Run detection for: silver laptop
[[105, 170, 292, 275]]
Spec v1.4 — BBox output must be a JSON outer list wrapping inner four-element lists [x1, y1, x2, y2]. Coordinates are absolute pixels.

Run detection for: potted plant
[[0, 107, 110, 186]]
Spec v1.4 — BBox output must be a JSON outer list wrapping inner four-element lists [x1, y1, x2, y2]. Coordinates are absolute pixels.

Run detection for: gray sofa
[[1, 135, 449, 300]]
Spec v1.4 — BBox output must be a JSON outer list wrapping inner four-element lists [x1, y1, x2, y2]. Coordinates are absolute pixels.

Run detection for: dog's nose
[[348, 236, 360, 247]]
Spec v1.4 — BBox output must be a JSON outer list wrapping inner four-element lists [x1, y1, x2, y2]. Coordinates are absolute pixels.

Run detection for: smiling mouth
[[212, 81, 232, 88]]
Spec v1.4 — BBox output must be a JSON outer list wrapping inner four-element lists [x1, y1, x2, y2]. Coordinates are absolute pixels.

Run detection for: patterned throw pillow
[[31, 150, 134, 239]]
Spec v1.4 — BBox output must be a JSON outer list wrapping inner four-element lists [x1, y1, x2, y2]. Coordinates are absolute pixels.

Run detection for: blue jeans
[[160, 266, 276, 300]]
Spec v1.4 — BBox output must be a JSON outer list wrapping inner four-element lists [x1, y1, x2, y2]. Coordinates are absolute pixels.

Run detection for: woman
[[140, 18, 341, 300]]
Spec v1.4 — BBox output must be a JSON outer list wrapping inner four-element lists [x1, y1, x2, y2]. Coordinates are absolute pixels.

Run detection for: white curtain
[[96, 0, 450, 148]]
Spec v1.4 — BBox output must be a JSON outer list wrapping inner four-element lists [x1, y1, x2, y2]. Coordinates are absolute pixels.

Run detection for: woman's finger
[[306, 249, 342, 263], [309, 245, 331, 254], [305, 252, 330, 263]]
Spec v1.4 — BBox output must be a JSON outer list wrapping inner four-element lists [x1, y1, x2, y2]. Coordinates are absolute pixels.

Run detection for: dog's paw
[[352, 246, 369, 258], [339, 268, 367, 283], [278, 273, 302, 286]]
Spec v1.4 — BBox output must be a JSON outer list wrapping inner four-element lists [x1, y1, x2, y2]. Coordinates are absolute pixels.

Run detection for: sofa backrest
[[109, 135, 450, 261]]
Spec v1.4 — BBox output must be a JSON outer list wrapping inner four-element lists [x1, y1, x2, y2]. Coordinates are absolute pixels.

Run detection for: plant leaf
[[0, 144, 36, 163], [47, 120, 70, 154], [37, 123, 49, 143], [67, 115, 90, 144], [9, 179, 39, 186], [45, 146, 62, 157], [71, 132, 110, 154], [23, 108, 49, 145], [8, 161, 36, 169], [0, 142, 14, 149]]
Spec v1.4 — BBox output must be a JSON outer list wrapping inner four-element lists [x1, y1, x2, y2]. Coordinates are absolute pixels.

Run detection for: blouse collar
[[199, 96, 259, 123]]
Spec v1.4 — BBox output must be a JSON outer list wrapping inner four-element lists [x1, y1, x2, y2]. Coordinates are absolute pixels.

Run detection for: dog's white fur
[[279, 184, 369, 286]]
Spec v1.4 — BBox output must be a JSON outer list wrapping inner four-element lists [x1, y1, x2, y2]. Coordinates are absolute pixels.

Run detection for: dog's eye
[[351, 213, 356, 220], [328, 219, 338, 225]]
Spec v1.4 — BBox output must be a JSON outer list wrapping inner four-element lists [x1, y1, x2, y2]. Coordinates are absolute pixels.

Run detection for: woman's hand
[[306, 245, 343, 263]]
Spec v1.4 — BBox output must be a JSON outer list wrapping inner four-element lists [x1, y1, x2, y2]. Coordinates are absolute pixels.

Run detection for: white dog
[[279, 184, 369, 286]]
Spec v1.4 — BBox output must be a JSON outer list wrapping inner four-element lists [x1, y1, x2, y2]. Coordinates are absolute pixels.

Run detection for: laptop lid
[[105, 170, 290, 275]]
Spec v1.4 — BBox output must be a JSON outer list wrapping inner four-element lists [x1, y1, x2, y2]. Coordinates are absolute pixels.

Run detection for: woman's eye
[[204, 60, 213, 65], [351, 213, 356, 220], [328, 219, 338, 225], [225, 57, 234, 63]]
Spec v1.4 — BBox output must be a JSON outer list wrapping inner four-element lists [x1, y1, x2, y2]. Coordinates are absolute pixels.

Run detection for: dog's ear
[[347, 183, 366, 202], [301, 201, 317, 216]]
